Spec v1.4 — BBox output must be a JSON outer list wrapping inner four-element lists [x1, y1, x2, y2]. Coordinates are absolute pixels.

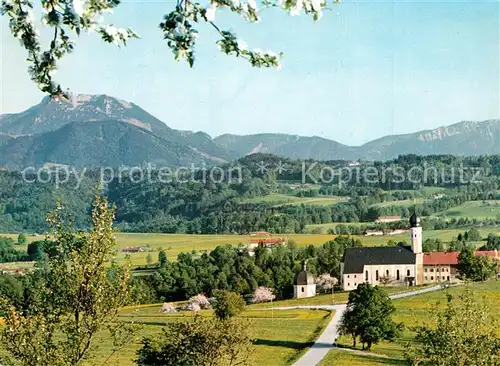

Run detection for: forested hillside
[[1, 154, 499, 234]]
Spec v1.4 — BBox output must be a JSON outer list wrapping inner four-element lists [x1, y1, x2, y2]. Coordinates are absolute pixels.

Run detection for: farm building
[[422, 250, 499, 283], [375, 216, 402, 223], [121, 247, 144, 253]]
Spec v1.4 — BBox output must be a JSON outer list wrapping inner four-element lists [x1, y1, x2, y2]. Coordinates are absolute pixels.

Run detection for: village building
[[121, 247, 144, 254], [375, 215, 402, 223], [247, 237, 286, 251], [293, 261, 316, 299], [423, 250, 499, 283], [341, 213, 499, 291]]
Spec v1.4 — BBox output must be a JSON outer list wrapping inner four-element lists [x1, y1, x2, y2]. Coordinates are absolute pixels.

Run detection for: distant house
[[121, 247, 144, 254], [344, 161, 361, 167], [364, 228, 408, 236], [247, 237, 286, 251], [250, 231, 271, 237], [375, 216, 402, 223], [364, 230, 385, 236]]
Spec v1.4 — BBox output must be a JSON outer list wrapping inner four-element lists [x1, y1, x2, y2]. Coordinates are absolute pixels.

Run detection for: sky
[[1, 0, 499, 146]]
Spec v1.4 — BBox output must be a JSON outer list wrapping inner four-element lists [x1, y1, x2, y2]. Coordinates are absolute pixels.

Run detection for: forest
[[0, 154, 499, 234]]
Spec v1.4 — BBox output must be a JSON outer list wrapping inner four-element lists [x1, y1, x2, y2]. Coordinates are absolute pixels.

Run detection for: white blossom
[[252, 287, 276, 303], [206, 4, 217, 21], [236, 38, 248, 51], [265, 50, 277, 58], [72, 0, 86, 16], [290, 0, 303, 16], [252, 48, 263, 54], [105, 25, 118, 37], [231, 0, 240, 7], [247, 0, 257, 10], [311, 0, 322, 11]]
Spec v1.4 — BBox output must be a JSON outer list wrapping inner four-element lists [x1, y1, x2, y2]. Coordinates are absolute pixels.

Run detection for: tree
[[136, 316, 252, 366], [158, 249, 168, 269], [0, 195, 134, 366], [482, 233, 500, 250], [186, 293, 211, 310], [251, 286, 276, 303], [339, 284, 403, 350], [465, 228, 481, 242], [315, 273, 338, 293], [16, 233, 27, 246], [2, 0, 339, 96], [212, 290, 245, 320], [146, 253, 153, 266], [378, 275, 394, 286], [457, 248, 495, 282], [406, 287, 500, 365]]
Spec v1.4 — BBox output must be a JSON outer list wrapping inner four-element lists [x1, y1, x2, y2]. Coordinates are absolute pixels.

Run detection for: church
[[340, 213, 423, 291], [340, 214, 499, 291]]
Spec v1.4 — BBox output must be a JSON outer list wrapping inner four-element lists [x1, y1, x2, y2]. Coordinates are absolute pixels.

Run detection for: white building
[[293, 261, 316, 299], [340, 214, 424, 291]]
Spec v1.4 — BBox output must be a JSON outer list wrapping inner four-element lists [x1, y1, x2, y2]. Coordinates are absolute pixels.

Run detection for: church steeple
[[409, 212, 422, 254]]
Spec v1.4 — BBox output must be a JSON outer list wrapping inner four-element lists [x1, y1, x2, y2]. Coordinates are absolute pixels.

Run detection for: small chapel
[[293, 261, 316, 299]]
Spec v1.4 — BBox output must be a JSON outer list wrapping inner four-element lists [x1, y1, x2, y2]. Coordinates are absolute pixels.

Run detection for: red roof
[[423, 250, 499, 265], [249, 238, 285, 244]]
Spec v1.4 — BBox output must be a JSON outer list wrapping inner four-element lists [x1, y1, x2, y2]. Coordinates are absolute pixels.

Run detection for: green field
[[2, 226, 499, 270], [434, 200, 500, 219], [370, 199, 426, 208], [248, 285, 431, 309], [89, 308, 334, 366], [325, 280, 500, 365], [240, 194, 347, 207]]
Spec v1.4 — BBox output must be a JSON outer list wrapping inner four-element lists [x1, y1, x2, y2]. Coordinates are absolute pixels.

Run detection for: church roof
[[296, 270, 315, 285], [342, 246, 416, 273]]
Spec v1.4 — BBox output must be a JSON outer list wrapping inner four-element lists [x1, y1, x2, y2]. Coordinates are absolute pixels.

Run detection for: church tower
[[410, 213, 423, 285], [409, 213, 422, 254]]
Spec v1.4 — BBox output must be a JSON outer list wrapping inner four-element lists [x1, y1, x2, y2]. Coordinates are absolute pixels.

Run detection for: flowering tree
[[185, 293, 211, 310], [160, 303, 178, 313], [315, 273, 338, 293], [1, 0, 339, 95], [251, 286, 276, 303]]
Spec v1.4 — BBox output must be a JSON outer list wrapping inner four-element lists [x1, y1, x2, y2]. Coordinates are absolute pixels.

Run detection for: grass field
[[2, 225, 499, 269], [240, 194, 347, 207], [370, 199, 426, 208], [434, 200, 500, 219], [248, 285, 431, 309], [326, 280, 500, 365], [88, 308, 334, 366]]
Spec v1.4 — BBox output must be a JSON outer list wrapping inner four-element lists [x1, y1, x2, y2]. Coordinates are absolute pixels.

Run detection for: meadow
[[240, 193, 347, 207], [2, 225, 498, 269], [322, 280, 500, 365], [433, 200, 500, 219], [89, 308, 334, 366]]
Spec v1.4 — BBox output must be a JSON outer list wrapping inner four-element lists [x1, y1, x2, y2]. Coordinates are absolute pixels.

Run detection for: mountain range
[[0, 94, 498, 169]]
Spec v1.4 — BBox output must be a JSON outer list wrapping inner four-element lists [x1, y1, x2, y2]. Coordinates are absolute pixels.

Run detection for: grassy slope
[[321, 280, 500, 365], [433, 200, 500, 219], [240, 194, 347, 207], [90, 308, 333, 366]]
